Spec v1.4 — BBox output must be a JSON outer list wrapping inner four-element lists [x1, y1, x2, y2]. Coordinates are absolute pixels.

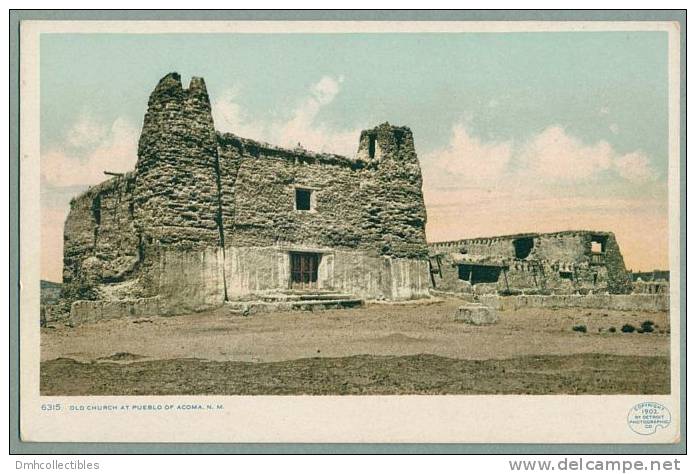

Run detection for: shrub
[[641, 320, 655, 333], [608, 327, 617, 333], [572, 325, 587, 333], [621, 324, 636, 333]]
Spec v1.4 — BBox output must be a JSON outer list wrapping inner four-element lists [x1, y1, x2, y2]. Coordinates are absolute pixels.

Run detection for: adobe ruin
[[428, 231, 632, 296]]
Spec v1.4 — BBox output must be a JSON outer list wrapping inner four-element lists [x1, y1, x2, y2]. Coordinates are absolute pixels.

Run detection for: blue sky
[[40, 32, 670, 280]]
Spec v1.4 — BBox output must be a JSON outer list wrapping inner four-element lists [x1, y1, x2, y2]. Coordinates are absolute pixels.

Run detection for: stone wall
[[133, 73, 222, 248], [70, 297, 163, 325], [429, 231, 632, 295], [218, 135, 372, 251], [356, 124, 429, 259], [61, 72, 431, 316], [217, 123, 428, 259], [62, 173, 140, 301], [632, 280, 669, 294], [478, 294, 669, 312]]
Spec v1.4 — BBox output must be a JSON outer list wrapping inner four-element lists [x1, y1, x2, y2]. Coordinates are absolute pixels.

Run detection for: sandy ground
[[41, 353, 669, 395], [41, 299, 670, 363]]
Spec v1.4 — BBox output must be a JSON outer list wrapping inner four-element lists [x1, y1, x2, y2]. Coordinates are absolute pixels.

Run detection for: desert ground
[[40, 298, 670, 395]]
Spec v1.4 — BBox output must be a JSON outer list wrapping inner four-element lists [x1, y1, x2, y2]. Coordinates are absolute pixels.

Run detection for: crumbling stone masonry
[[428, 231, 633, 296], [62, 73, 431, 315]]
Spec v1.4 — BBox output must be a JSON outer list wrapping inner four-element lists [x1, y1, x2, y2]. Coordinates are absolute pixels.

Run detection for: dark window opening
[[368, 135, 376, 159], [394, 130, 404, 151], [458, 264, 502, 284], [559, 271, 574, 280], [295, 188, 312, 211], [248, 146, 260, 158], [590, 235, 607, 254], [513, 237, 534, 259], [137, 234, 145, 263], [91, 195, 101, 225]]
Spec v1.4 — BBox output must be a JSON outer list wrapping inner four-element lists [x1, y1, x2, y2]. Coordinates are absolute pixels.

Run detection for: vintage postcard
[[16, 14, 683, 448]]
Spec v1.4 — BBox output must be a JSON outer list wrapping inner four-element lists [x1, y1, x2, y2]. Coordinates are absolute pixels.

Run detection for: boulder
[[455, 303, 499, 325]]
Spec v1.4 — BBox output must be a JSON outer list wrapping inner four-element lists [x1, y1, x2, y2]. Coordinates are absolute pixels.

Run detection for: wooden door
[[290, 253, 319, 289]]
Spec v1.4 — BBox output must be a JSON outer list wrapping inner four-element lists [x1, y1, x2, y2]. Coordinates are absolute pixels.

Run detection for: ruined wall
[[602, 233, 632, 293], [429, 231, 631, 295], [62, 173, 141, 301], [62, 72, 431, 315]]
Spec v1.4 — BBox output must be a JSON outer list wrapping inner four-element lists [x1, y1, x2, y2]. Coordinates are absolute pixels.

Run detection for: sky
[[40, 32, 670, 281]]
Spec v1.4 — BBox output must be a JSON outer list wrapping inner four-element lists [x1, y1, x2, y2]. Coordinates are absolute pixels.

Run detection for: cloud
[[41, 117, 139, 188], [65, 113, 109, 149], [210, 88, 266, 140], [609, 123, 620, 135], [518, 126, 615, 181], [312, 76, 342, 105], [212, 75, 362, 157], [614, 151, 654, 183], [521, 125, 655, 184], [426, 122, 655, 185], [433, 124, 512, 180]]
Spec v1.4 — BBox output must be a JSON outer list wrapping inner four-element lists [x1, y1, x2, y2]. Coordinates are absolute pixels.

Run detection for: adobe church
[[63, 73, 431, 315], [62, 73, 631, 319]]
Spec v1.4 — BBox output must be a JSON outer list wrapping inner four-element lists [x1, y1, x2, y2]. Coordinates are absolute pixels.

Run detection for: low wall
[[478, 294, 669, 312], [70, 297, 163, 325]]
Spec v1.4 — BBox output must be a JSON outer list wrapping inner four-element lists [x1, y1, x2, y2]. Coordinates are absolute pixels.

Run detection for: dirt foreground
[[40, 299, 670, 395]]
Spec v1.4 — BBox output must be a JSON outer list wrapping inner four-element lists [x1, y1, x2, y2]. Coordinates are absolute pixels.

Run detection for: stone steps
[[259, 292, 356, 302], [225, 297, 364, 316]]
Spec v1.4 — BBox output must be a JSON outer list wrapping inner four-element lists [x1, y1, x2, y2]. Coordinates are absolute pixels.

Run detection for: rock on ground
[[455, 303, 499, 325]]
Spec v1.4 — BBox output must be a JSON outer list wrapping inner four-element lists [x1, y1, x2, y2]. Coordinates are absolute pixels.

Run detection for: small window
[[92, 195, 101, 225], [559, 271, 573, 280], [590, 235, 607, 254], [368, 135, 376, 159], [458, 264, 501, 284], [513, 237, 534, 259], [295, 188, 313, 211], [394, 130, 404, 151]]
